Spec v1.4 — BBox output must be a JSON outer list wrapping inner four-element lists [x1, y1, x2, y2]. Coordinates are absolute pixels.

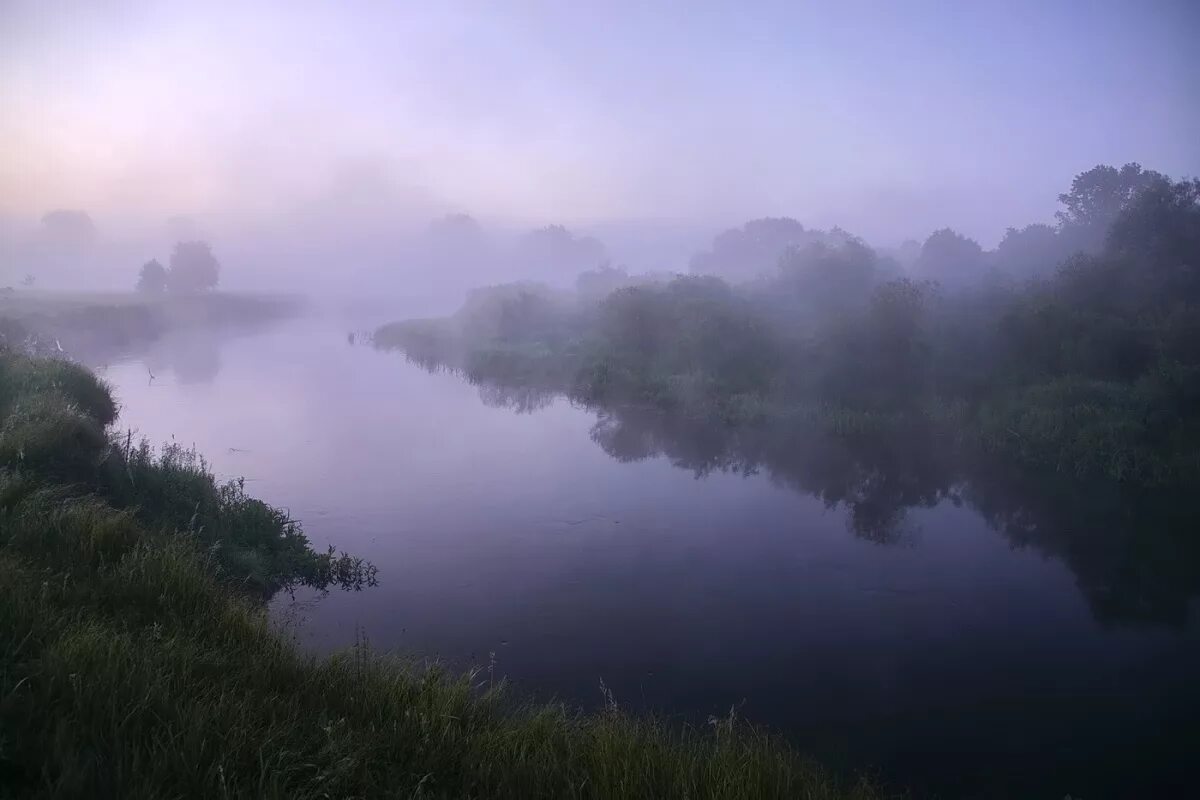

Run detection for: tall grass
[[0, 350, 889, 799]]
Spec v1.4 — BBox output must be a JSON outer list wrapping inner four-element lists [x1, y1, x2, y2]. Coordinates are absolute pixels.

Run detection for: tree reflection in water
[[456, 367, 1200, 628]]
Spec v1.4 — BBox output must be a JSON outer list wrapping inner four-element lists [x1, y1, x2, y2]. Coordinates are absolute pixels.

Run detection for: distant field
[[0, 289, 303, 315], [0, 290, 305, 360]]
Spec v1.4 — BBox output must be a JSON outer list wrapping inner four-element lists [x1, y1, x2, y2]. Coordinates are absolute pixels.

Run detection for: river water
[[95, 314, 1200, 798]]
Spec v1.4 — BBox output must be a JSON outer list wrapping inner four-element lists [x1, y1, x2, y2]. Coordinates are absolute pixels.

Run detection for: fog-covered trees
[[690, 218, 807, 280], [377, 163, 1200, 490], [424, 214, 487, 261], [690, 218, 852, 281], [39, 210, 97, 249], [777, 238, 879, 313], [134, 242, 221, 294], [513, 225, 607, 281], [576, 265, 636, 302], [167, 241, 220, 292], [914, 228, 984, 287], [1056, 163, 1169, 253], [994, 224, 1067, 280], [136, 259, 167, 294]]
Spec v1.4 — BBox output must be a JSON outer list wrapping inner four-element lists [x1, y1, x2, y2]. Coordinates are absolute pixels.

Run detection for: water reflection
[[142, 330, 222, 384], [456, 369, 1200, 628]]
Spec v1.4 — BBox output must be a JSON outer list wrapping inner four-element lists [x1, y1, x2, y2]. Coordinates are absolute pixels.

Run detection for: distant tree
[[994, 223, 1068, 279], [167, 241, 220, 293], [1056, 163, 1169, 251], [428, 213, 483, 240], [576, 264, 634, 302], [423, 213, 488, 270], [136, 259, 168, 294], [39, 209, 97, 249], [1104, 176, 1200, 306], [914, 228, 984, 287], [777, 238, 878, 316], [514, 225, 607, 281], [691, 217, 839, 281]]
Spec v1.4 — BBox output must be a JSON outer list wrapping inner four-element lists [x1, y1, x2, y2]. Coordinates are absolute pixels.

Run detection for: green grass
[[0, 349, 888, 799]]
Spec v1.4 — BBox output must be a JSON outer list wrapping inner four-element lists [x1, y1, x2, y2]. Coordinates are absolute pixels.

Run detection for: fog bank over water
[[3, 1, 1198, 297]]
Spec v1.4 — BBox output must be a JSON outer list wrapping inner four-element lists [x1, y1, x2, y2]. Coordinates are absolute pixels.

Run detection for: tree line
[[136, 240, 221, 294], [376, 163, 1200, 491]]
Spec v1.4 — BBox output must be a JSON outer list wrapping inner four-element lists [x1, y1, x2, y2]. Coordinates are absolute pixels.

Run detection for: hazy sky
[[2, 0, 1198, 243]]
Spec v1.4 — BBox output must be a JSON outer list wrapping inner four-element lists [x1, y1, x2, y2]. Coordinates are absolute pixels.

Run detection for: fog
[[2, 0, 1198, 307], [6, 4, 1200, 797]]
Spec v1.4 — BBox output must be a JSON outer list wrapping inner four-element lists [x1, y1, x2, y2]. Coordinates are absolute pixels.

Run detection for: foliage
[[135, 258, 167, 294], [1056, 162, 1169, 251], [993, 223, 1068, 280], [39, 209, 97, 248], [690, 217, 852, 281], [0, 351, 371, 595], [914, 228, 984, 288], [167, 240, 221, 293], [513, 224, 607, 281]]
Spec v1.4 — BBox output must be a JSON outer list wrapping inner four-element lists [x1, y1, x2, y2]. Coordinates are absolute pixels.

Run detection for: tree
[[1102, 175, 1200, 309], [1056, 163, 1169, 252], [136, 259, 167, 294], [428, 213, 483, 241], [513, 225, 607, 282], [576, 264, 634, 302], [167, 241, 220, 293], [39, 209, 97, 249], [914, 228, 984, 288], [689, 218, 849, 281], [994, 223, 1068, 279], [769, 238, 880, 327]]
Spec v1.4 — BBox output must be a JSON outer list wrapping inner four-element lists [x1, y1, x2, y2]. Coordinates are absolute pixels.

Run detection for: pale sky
[[2, 0, 1198, 244]]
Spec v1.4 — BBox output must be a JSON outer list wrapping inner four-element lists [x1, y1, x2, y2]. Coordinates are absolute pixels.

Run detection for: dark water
[[97, 316, 1200, 799]]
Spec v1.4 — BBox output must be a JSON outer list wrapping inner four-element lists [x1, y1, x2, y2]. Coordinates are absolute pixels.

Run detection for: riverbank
[[0, 350, 887, 799], [0, 290, 303, 362]]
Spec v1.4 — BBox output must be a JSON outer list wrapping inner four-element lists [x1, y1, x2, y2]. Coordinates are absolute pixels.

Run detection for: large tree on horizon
[[136, 259, 168, 294], [167, 241, 220, 293], [1056, 163, 1169, 252]]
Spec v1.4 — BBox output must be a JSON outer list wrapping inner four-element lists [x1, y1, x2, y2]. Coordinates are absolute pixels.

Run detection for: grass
[[0, 349, 889, 799], [0, 289, 304, 362]]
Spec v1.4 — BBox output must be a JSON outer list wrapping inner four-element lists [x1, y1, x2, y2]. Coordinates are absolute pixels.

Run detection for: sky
[[2, 0, 1198, 248]]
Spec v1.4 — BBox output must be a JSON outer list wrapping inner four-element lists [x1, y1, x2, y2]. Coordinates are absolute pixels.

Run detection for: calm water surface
[[96, 315, 1200, 799]]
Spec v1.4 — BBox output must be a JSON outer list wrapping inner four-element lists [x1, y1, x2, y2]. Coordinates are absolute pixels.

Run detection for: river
[[95, 313, 1200, 798]]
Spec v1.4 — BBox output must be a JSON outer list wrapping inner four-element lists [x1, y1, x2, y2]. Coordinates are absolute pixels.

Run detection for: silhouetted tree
[[690, 218, 850, 281], [167, 241, 220, 293], [993, 224, 1068, 279], [1056, 163, 1169, 252], [776, 238, 878, 318], [915, 228, 984, 287], [513, 225, 607, 281], [136, 259, 167, 294], [428, 213, 483, 240], [576, 264, 634, 302], [40, 209, 97, 249]]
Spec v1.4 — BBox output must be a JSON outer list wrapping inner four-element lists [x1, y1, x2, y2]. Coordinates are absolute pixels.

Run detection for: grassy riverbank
[[0, 350, 886, 799], [0, 290, 303, 361]]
